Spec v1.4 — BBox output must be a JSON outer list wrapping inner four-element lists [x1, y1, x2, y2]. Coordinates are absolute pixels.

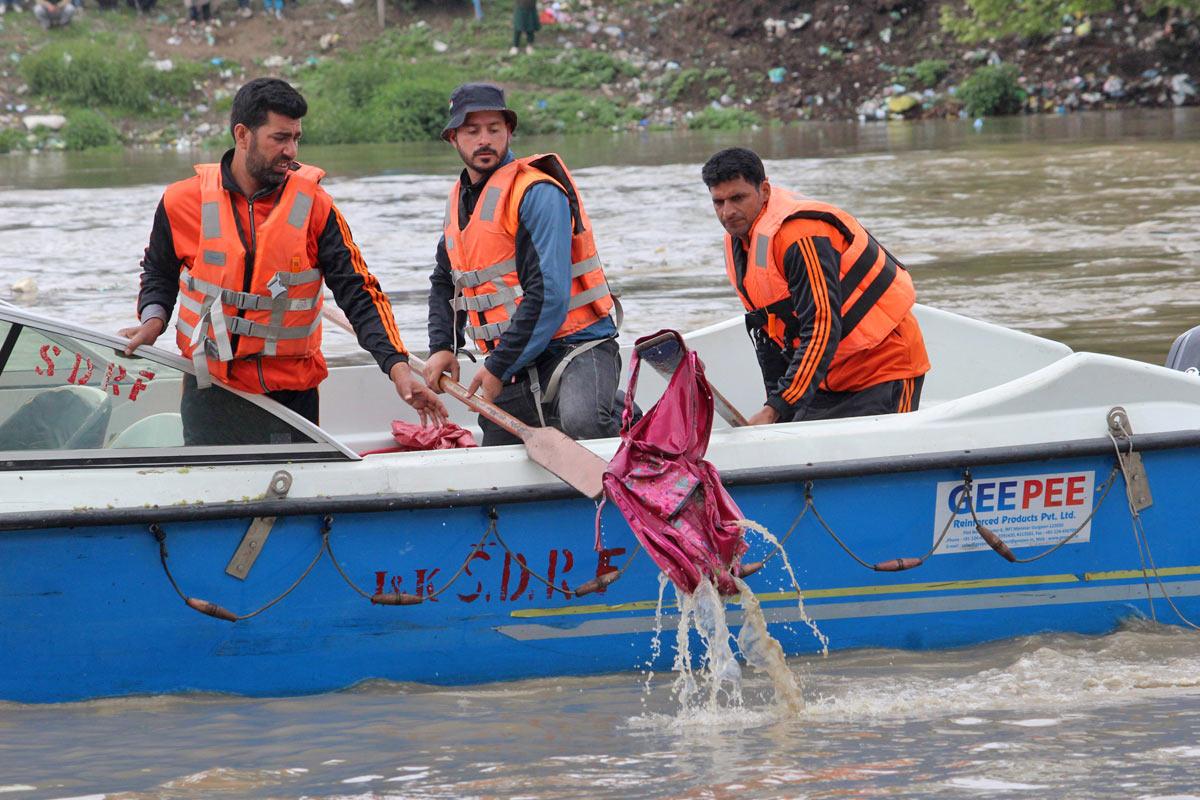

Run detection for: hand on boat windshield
[[421, 350, 460, 394], [746, 405, 780, 426], [118, 317, 166, 357], [390, 361, 449, 427]]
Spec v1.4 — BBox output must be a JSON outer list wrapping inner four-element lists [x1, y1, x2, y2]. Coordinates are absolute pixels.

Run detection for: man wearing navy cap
[[423, 83, 622, 446]]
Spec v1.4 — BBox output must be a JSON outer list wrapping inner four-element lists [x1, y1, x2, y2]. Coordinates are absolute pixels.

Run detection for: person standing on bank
[[121, 78, 447, 443], [423, 83, 621, 447], [510, 0, 539, 55], [701, 147, 930, 424]]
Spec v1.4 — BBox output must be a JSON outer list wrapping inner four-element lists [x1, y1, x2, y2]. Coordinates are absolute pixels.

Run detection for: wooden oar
[[634, 332, 749, 427], [321, 305, 607, 499]]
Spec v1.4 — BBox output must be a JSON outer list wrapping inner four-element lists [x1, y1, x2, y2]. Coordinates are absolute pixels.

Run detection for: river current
[[1, 110, 1199, 798]]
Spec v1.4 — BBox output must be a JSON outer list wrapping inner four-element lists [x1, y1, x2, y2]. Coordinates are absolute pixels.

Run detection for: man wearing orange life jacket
[[423, 83, 621, 446], [120, 78, 446, 443], [702, 147, 930, 424]]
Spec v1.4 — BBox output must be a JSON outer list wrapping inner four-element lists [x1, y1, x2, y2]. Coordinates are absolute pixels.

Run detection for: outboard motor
[[1166, 325, 1200, 375]]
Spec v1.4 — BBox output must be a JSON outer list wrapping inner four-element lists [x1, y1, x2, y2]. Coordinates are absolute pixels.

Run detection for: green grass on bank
[[1, 8, 659, 151], [943, 0, 1200, 43], [296, 21, 651, 144], [20, 34, 208, 116], [0, 17, 211, 152]]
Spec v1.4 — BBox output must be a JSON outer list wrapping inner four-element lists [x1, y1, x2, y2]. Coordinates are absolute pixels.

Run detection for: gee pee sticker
[[932, 471, 1096, 555]]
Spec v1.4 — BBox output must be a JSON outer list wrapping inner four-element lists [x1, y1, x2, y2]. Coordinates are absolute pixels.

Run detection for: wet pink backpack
[[603, 330, 747, 595]]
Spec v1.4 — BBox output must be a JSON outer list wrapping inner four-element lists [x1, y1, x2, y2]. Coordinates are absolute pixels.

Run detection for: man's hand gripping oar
[[323, 306, 607, 500]]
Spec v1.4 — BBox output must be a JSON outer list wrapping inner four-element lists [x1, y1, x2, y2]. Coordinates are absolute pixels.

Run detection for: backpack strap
[[621, 347, 642, 433]]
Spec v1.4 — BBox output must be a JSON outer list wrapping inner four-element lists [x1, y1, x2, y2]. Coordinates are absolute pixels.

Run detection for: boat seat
[[0, 385, 111, 450], [108, 413, 185, 449]]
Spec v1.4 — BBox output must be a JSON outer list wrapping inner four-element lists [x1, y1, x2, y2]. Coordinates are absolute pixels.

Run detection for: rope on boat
[[755, 497, 809, 568], [755, 465, 1115, 577], [489, 506, 644, 597], [573, 544, 643, 597], [151, 521, 325, 623], [327, 505, 634, 603], [804, 479, 967, 572], [1106, 426, 1200, 631], [326, 512, 495, 605], [962, 467, 1121, 564], [569, 498, 643, 596], [733, 515, 829, 653]]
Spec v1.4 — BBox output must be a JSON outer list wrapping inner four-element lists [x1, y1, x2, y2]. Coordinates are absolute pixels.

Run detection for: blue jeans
[[480, 338, 621, 446]]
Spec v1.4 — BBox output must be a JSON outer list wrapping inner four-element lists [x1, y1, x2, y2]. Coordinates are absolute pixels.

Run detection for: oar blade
[[635, 333, 749, 428], [522, 427, 607, 500], [636, 332, 685, 374]]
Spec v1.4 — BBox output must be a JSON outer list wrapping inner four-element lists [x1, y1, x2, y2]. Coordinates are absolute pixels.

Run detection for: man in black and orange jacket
[[702, 147, 929, 425], [121, 78, 446, 440]]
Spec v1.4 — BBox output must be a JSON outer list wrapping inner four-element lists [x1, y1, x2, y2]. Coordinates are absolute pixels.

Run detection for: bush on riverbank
[[19, 36, 206, 116], [942, 0, 1113, 42], [63, 110, 120, 151], [958, 65, 1026, 116], [298, 20, 648, 142], [943, 0, 1200, 42], [686, 106, 763, 131], [907, 59, 951, 89], [509, 89, 644, 134], [0, 128, 22, 154], [300, 57, 459, 144], [497, 49, 640, 90]]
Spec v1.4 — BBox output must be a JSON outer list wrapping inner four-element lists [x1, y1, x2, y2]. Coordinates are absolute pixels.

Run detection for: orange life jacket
[[723, 187, 915, 364], [443, 154, 613, 353], [173, 163, 326, 388]]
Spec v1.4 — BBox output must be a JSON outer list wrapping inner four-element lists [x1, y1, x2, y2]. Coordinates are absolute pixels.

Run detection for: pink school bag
[[603, 330, 747, 595]]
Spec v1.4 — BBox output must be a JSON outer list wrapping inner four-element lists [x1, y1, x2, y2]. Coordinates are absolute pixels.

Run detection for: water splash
[[636, 522, 828, 724], [670, 578, 744, 712], [640, 572, 671, 705], [732, 574, 803, 713], [737, 517, 828, 655]]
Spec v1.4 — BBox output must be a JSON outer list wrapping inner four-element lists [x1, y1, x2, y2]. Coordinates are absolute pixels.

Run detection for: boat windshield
[[0, 314, 350, 466]]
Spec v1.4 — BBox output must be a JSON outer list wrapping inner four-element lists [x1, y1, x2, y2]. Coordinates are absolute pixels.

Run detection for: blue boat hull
[[3, 448, 1198, 703]]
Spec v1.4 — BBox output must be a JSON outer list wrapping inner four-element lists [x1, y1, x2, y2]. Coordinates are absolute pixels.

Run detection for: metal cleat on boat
[[1107, 406, 1153, 512]]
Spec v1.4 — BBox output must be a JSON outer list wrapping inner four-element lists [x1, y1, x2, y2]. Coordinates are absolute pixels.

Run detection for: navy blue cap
[[441, 83, 518, 141]]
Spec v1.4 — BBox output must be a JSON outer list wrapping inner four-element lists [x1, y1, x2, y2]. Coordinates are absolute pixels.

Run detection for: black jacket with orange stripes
[[729, 232, 843, 419]]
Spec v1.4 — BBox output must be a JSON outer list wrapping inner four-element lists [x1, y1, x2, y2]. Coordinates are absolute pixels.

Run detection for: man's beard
[[247, 139, 290, 189], [458, 142, 501, 176]]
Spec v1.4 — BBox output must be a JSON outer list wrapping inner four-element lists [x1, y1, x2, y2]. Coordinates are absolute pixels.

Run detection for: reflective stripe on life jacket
[[173, 162, 326, 388], [443, 153, 613, 353], [723, 187, 915, 358]]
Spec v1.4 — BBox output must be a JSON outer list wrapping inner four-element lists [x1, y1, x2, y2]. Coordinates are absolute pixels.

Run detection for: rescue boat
[[2, 301, 1199, 703]]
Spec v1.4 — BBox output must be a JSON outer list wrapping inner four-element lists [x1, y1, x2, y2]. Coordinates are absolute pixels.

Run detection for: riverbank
[[1, 0, 1197, 152]]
